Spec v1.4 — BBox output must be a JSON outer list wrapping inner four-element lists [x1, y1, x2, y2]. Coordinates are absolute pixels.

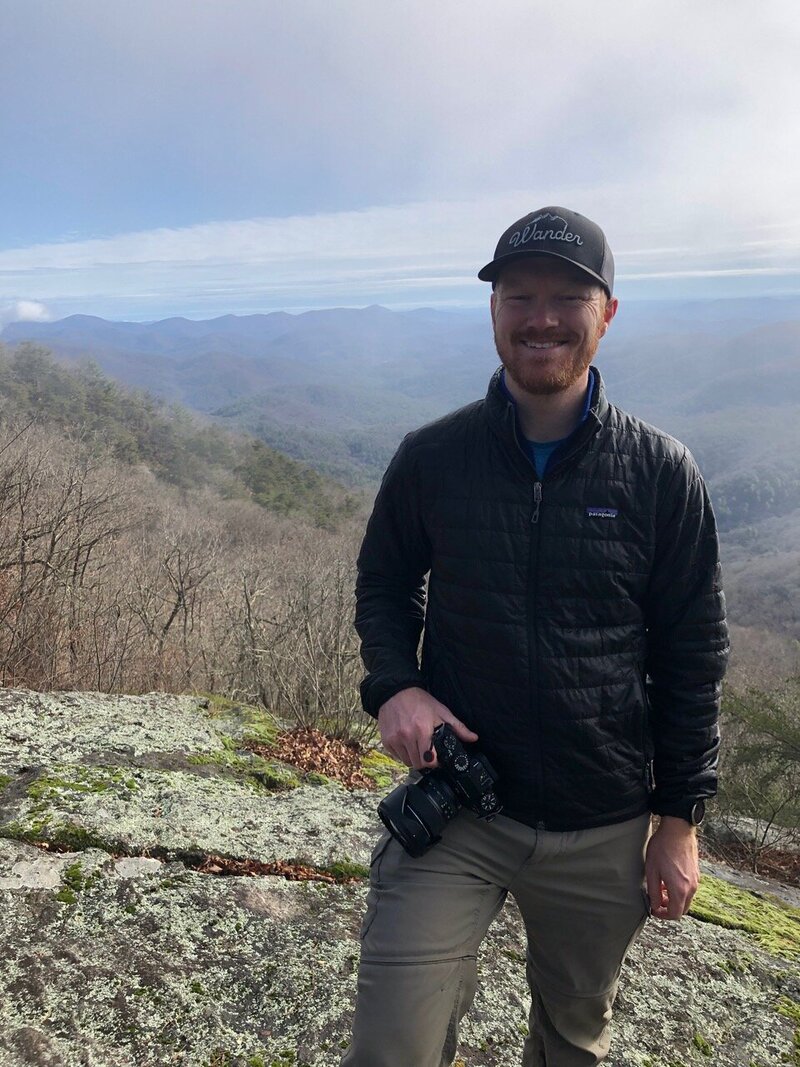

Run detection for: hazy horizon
[[4, 290, 800, 332]]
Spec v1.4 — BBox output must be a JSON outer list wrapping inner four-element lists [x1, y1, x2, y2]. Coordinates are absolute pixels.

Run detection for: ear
[[490, 290, 497, 327], [598, 296, 618, 338]]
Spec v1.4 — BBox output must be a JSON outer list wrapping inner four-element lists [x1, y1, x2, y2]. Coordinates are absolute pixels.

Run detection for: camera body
[[377, 723, 502, 857]]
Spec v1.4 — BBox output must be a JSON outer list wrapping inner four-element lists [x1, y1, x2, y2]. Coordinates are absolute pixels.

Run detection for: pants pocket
[[360, 832, 394, 941], [369, 830, 392, 870]]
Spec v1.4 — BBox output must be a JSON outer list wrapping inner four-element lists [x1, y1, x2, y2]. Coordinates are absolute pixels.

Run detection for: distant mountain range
[[3, 297, 800, 642], [4, 296, 799, 486], [2, 306, 492, 485]]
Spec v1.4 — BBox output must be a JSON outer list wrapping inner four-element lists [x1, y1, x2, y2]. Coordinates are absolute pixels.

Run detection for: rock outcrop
[[0, 690, 798, 1067]]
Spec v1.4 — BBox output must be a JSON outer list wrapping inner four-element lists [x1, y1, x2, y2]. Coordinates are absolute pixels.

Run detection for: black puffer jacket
[[356, 368, 729, 831]]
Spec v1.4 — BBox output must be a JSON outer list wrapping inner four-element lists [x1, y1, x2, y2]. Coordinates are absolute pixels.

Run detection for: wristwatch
[[659, 798, 706, 826]]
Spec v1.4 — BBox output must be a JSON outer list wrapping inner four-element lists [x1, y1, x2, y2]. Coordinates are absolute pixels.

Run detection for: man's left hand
[[645, 816, 700, 920]]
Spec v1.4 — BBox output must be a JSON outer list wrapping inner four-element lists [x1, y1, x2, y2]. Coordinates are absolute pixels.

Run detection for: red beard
[[494, 328, 601, 396]]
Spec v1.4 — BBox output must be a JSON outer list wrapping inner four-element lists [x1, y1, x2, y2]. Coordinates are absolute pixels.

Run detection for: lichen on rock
[[0, 688, 798, 1066]]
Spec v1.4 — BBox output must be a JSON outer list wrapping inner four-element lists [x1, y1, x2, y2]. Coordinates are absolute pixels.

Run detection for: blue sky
[[1, 0, 799, 322]]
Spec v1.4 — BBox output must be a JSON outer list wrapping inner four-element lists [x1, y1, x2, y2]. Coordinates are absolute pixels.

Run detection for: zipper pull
[[531, 482, 543, 524]]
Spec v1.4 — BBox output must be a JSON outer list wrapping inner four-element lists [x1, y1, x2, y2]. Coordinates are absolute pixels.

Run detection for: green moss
[[690, 874, 800, 959], [360, 748, 405, 789], [715, 950, 754, 976], [778, 999, 800, 1025], [53, 824, 98, 849], [63, 860, 86, 893], [321, 859, 370, 881], [268, 1052, 296, 1067], [778, 998, 800, 1066], [0, 817, 47, 841], [51, 824, 112, 851], [55, 887, 77, 905], [185, 748, 299, 792], [1, 818, 116, 853], [159, 874, 190, 890], [189, 980, 205, 995], [185, 750, 243, 770], [692, 1033, 713, 1056], [198, 692, 253, 717], [250, 765, 300, 791], [242, 721, 280, 747], [0, 773, 12, 791], [304, 770, 332, 785], [198, 692, 281, 748], [27, 766, 137, 807]]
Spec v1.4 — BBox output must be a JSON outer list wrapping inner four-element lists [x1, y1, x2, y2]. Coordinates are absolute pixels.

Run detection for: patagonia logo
[[587, 507, 618, 519]]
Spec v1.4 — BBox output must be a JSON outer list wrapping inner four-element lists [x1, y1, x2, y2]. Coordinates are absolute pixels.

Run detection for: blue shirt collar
[[500, 366, 597, 445]]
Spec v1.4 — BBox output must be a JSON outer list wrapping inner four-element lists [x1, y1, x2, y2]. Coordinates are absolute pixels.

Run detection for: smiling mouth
[[521, 340, 567, 349]]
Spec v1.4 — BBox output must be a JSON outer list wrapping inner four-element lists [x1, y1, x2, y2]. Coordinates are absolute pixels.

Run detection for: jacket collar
[[484, 365, 611, 472]]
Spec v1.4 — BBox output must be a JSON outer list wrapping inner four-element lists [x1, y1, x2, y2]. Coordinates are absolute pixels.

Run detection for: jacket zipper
[[500, 389, 605, 830], [531, 481, 542, 524], [506, 402, 549, 826], [528, 479, 546, 827]]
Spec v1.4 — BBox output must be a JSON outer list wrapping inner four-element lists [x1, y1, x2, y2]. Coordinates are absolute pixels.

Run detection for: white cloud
[[0, 300, 53, 327], [0, 187, 798, 320]]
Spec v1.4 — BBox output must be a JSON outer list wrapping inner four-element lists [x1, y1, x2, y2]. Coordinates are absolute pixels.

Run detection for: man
[[344, 208, 728, 1066]]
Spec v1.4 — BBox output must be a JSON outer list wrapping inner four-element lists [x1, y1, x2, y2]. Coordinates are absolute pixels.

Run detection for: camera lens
[[378, 773, 459, 857]]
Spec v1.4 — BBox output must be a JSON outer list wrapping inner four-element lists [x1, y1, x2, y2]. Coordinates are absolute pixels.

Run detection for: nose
[[522, 298, 559, 331]]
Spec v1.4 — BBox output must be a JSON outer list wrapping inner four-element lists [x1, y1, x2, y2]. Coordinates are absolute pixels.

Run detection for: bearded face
[[491, 259, 616, 396]]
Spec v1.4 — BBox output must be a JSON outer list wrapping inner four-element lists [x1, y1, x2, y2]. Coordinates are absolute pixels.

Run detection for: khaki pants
[[342, 809, 651, 1067]]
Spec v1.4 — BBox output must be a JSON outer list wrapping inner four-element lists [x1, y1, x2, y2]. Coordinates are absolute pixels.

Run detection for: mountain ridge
[[4, 301, 800, 634]]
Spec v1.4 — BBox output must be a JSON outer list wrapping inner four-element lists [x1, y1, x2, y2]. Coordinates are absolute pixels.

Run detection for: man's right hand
[[377, 687, 479, 770]]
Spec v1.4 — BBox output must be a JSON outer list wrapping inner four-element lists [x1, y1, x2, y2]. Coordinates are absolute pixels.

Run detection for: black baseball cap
[[478, 207, 614, 295]]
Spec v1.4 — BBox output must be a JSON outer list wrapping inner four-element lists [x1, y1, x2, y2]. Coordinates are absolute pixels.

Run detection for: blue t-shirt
[[500, 368, 597, 478]]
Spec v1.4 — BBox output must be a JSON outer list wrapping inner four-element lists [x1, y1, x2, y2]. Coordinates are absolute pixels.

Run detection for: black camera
[[377, 724, 502, 857]]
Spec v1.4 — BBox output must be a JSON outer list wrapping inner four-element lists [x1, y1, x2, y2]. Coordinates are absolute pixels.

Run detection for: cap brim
[[477, 249, 611, 294]]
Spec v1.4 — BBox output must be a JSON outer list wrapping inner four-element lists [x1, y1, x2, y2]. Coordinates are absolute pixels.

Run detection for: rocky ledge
[[0, 689, 798, 1067]]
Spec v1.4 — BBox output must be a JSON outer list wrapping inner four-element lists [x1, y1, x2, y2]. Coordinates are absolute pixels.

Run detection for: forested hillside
[[1, 307, 488, 485], [0, 343, 358, 528], [0, 343, 370, 737], [4, 301, 800, 518], [4, 301, 800, 648]]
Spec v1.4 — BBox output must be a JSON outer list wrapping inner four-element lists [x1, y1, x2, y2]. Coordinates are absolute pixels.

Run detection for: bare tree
[[0, 418, 371, 741], [714, 680, 800, 871]]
